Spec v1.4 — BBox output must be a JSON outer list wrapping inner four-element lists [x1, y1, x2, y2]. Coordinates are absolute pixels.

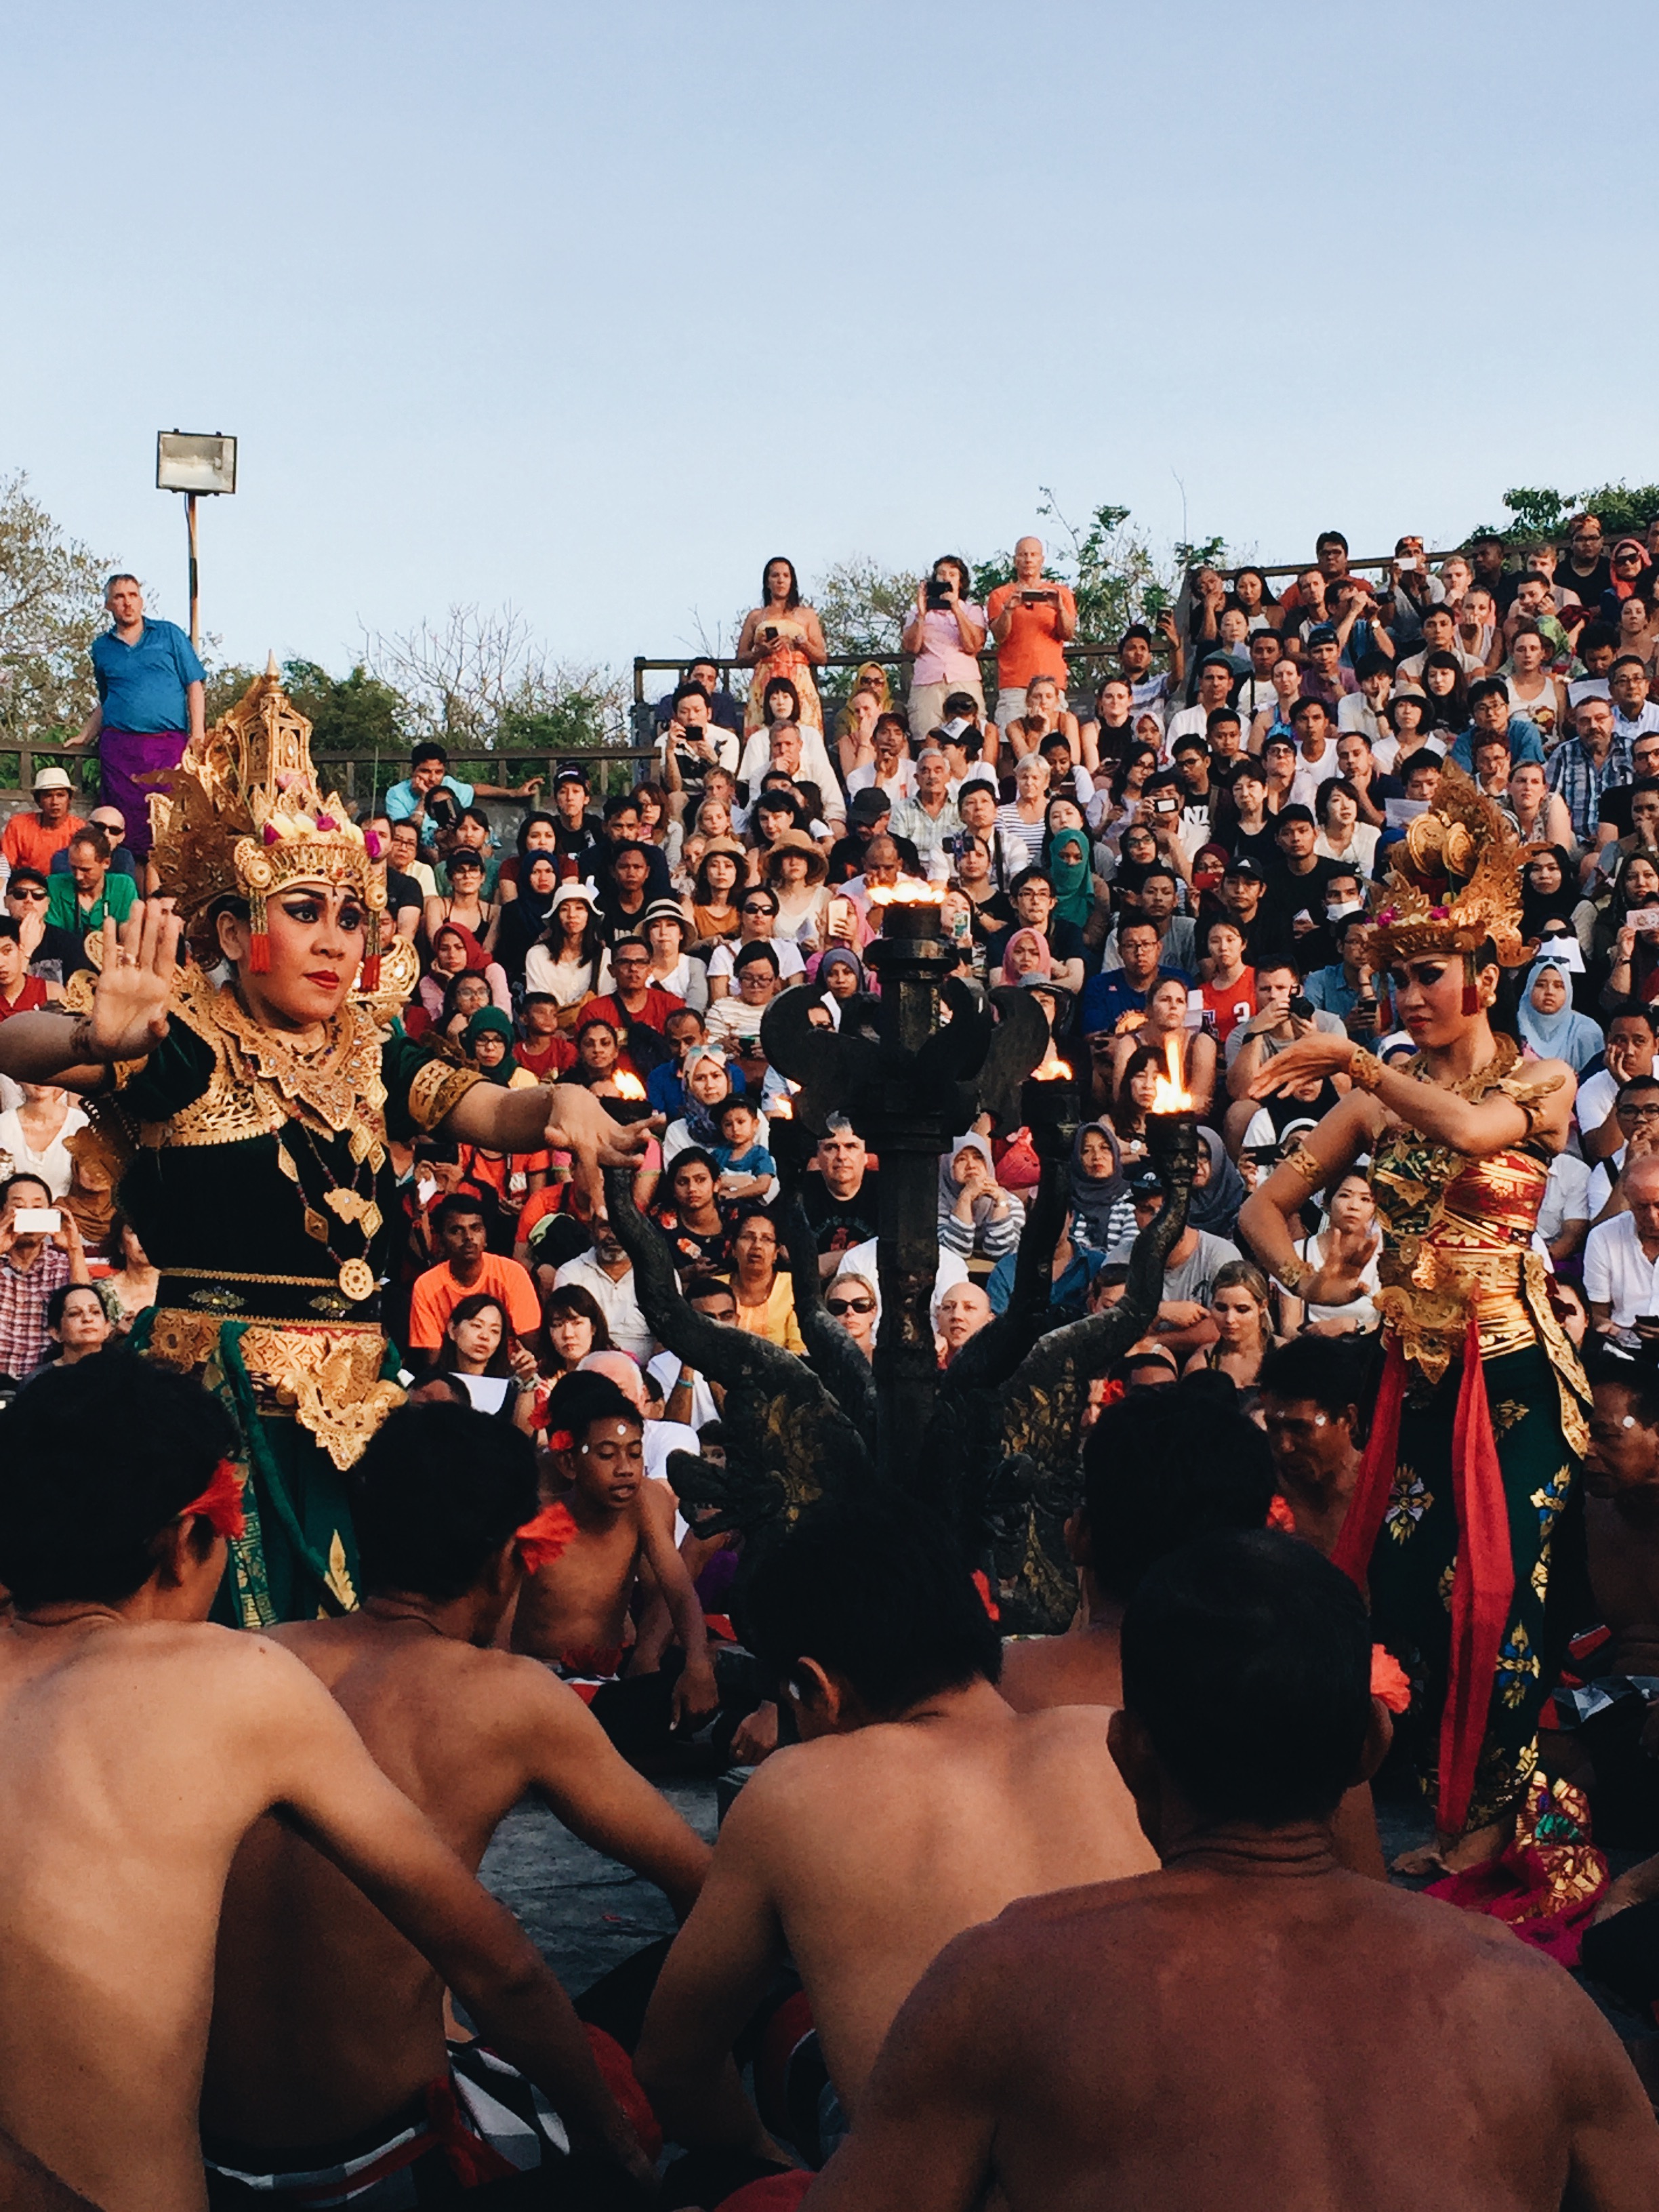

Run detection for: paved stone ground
[[480, 1779, 720, 1999]]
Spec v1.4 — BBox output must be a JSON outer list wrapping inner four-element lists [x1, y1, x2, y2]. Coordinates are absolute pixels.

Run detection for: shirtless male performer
[[203, 1401, 712, 2201], [635, 1500, 1156, 2181], [511, 1372, 718, 1738], [801, 1531, 1659, 2212], [0, 1357, 651, 2212], [999, 1373, 1273, 1713]]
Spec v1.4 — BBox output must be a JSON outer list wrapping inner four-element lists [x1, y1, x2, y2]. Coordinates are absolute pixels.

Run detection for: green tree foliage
[[0, 474, 109, 743], [812, 555, 923, 660], [281, 661, 407, 760], [1477, 483, 1659, 549]]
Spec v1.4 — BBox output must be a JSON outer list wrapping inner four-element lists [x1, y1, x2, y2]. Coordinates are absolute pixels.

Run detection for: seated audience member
[[938, 1135, 1021, 1263], [935, 1280, 993, 1366], [802, 1531, 1659, 2212], [552, 1216, 655, 1365], [1182, 1260, 1279, 1396], [705, 945, 784, 1057], [406, 1193, 542, 1372], [636, 1498, 1156, 2183], [36, 1281, 112, 1372], [202, 1401, 709, 2193], [434, 1290, 539, 1430], [1580, 1348, 1659, 1693], [727, 1204, 806, 1353], [43, 828, 136, 959], [712, 1092, 777, 1200], [508, 1372, 717, 1738], [0, 1358, 652, 2212], [825, 1272, 878, 1361], [1103, 975, 1216, 1120], [800, 1120, 881, 1277], [653, 1272, 737, 1432], [0, 1172, 89, 1380], [1107, 1167, 1242, 1356]]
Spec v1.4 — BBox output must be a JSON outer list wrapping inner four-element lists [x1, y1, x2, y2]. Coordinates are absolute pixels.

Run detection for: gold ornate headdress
[[1366, 763, 1525, 970], [149, 661, 388, 987]]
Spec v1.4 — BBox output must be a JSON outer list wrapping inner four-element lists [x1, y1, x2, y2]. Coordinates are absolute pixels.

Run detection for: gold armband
[[1348, 1047, 1385, 1093], [1285, 1144, 1325, 1188]]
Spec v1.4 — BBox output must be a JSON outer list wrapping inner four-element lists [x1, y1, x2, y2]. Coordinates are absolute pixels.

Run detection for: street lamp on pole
[[155, 432, 237, 653]]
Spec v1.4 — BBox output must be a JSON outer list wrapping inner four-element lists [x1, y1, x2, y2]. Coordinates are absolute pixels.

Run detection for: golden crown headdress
[[1366, 762, 1525, 969], [149, 660, 388, 987]]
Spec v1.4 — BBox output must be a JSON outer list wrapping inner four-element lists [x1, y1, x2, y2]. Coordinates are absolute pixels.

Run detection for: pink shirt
[[911, 603, 987, 688]]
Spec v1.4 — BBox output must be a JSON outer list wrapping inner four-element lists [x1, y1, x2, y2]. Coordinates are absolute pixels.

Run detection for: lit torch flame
[[1149, 1035, 1194, 1114], [611, 1071, 647, 1101], [1029, 1054, 1073, 1082], [867, 878, 946, 907]]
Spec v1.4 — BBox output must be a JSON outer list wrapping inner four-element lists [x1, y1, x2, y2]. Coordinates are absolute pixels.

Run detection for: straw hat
[[762, 829, 828, 886]]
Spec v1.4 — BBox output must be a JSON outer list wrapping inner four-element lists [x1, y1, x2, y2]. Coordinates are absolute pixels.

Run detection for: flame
[[867, 878, 945, 907], [770, 1094, 793, 1118], [1029, 1055, 1073, 1082], [1149, 1034, 1194, 1114], [611, 1070, 647, 1101]]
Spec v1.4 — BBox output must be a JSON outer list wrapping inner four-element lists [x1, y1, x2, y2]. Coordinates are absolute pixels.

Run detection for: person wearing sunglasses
[[705, 884, 805, 1002], [2, 865, 82, 991], [825, 1271, 878, 1359]]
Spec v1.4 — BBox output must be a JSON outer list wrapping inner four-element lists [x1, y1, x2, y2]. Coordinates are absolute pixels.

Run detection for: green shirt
[[46, 869, 138, 937]]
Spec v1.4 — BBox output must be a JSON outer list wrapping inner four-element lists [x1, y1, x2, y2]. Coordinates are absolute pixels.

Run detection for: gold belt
[[1376, 1246, 1536, 1380], [148, 1309, 404, 1473]]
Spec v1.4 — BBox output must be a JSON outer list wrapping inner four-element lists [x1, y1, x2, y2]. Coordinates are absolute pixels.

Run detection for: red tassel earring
[[247, 889, 272, 974], [1461, 961, 1477, 1016], [361, 912, 382, 994]]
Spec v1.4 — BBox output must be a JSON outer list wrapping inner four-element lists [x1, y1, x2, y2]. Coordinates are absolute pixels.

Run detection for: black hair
[[1465, 676, 1507, 710], [0, 918, 18, 946], [351, 1403, 537, 1601], [931, 554, 972, 597], [541, 1282, 612, 1352], [743, 1497, 1001, 1717], [672, 680, 712, 712], [1315, 530, 1349, 554], [1121, 1530, 1374, 1827], [733, 942, 780, 975], [1606, 999, 1659, 1037], [1256, 1335, 1365, 1423], [514, 811, 560, 856], [0, 1172, 52, 1210], [1353, 651, 1392, 680], [411, 741, 449, 768], [542, 1370, 642, 1443], [45, 1280, 108, 1336], [1081, 1376, 1275, 1606], [1009, 865, 1054, 898], [716, 1094, 758, 1124], [1288, 695, 1330, 725], [432, 1191, 489, 1231], [602, 791, 642, 823], [441, 1291, 514, 1376], [1589, 1342, 1659, 1428], [760, 556, 802, 611], [0, 1359, 237, 1607]]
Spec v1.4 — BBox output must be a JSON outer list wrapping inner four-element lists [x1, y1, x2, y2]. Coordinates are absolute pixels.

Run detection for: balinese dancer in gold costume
[[0, 665, 643, 1624], [1240, 769, 1590, 1871]]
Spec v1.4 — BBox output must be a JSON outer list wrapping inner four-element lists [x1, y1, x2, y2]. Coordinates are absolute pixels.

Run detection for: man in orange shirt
[[406, 1191, 542, 1368], [1, 770, 84, 880], [987, 536, 1078, 737]]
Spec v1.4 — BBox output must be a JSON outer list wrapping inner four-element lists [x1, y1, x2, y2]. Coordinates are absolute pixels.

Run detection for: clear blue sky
[[9, 1, 1658, 688]]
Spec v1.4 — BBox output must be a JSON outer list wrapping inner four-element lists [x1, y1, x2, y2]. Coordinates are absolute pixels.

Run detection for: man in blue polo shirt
[[73, 575, 204, 857], [383, 741, 543, 842], [1448, 680, 1544, 773]]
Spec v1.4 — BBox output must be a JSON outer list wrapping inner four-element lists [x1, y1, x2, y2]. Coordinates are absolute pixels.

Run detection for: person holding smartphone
[[903, 555, 988, 740], [987, 537, 1078, 739], [0, 1170, 91, 1378]]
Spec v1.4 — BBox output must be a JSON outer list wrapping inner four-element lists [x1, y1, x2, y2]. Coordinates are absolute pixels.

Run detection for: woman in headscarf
[[493, 851, 560, 990], [1515, 956, 1604, 1073], [1517, 846, 1582, 954], [1186, 1126, 1249, 1243], [464, 1006, 536, 1088], [991, 926, 1053, 989], [1069, 1119, 1134, 1254], [1600, 535, 1653, 623], [413, 922, 510, 1028], [662, 1044, 737, 1166], [937, 1132, 1022, 1261]]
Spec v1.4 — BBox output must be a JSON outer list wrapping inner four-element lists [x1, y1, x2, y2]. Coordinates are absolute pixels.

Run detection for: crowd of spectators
[[11, 522, 1659, 1406]]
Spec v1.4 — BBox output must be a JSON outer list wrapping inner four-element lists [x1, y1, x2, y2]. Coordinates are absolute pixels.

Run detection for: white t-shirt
[[737, 728, 846, 818], [1588, 1146, 1627, 1218], [1536, 1152, 1591, 1252], [1576, 1069, 1622, 1151], [844, 759, 916, 804], [647, 1348, 719, 1434], [708, 935, 806, 985], [0, 1103, 87, 1200], [1585, 1211, 1659, 1340]]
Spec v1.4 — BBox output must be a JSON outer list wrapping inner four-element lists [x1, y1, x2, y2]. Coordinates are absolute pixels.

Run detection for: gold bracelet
[[1349, 1047, 1385, 1093], [1277, 1254, 1309, 1292], [1285, 1144, 1325, 1188]]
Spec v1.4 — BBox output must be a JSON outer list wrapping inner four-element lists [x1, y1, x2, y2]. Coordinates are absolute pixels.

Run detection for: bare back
[[703, 1687, 1154, 2111], [205, 1616, 701, 2147], [0, 1624, 333, 2212], [1586, 1494, 1659, 1673], [813, 1864, 1659, 2211], [998, 1624, 1122, 1713]]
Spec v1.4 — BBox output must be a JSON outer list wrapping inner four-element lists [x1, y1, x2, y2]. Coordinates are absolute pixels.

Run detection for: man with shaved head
[[987, 537, 1078, 737]]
